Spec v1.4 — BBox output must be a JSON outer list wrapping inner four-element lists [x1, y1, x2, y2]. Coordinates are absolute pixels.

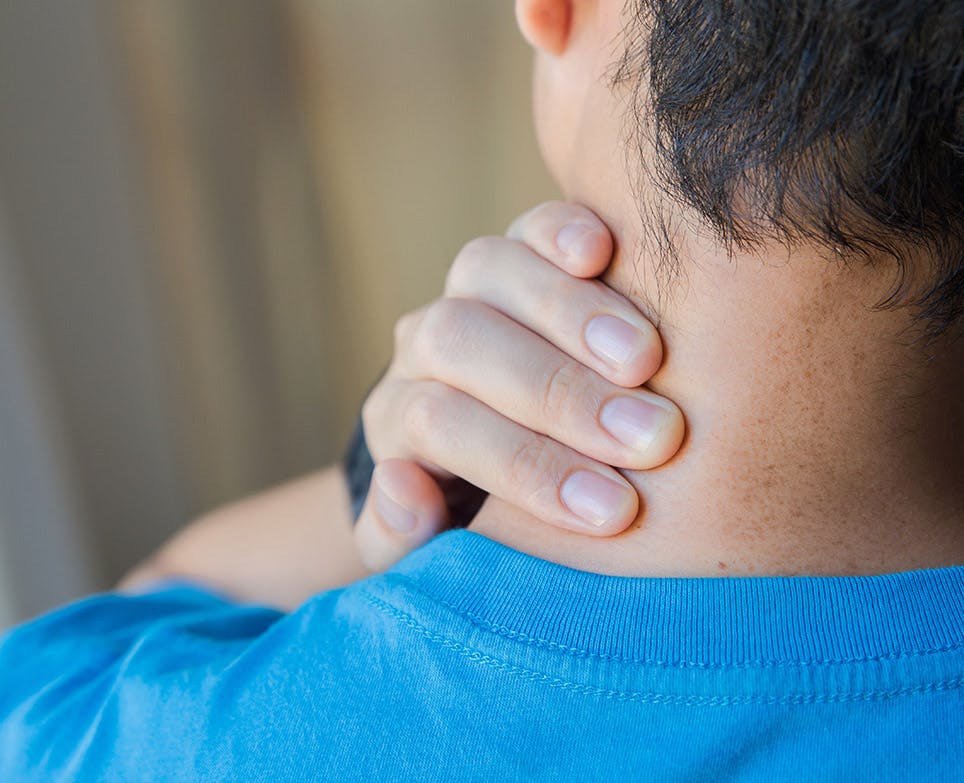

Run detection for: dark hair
[[612, 0, 963, 338]]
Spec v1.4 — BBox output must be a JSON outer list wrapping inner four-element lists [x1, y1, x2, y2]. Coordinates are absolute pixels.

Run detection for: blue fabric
[[0, 530, 962, 782]]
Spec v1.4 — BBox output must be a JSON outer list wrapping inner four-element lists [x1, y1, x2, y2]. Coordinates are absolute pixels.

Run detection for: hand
[[355, 201, 684, 571]]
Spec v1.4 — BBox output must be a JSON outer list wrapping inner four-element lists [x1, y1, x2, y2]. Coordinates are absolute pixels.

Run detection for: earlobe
[[515, 0, 572, 56]]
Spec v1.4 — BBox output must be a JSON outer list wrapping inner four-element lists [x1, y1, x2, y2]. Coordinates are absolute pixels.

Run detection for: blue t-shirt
[[0, 530, 961, 781]]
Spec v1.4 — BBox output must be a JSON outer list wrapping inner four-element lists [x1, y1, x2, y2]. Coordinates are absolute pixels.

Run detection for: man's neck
[[470, 227, 964, 576]]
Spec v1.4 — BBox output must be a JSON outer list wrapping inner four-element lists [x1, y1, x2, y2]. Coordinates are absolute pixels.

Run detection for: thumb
[[353, 459, 449, 573]]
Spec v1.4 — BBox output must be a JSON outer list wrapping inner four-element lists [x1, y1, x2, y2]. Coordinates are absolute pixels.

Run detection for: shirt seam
[[374, 574, 964, 669], [361, 590, 964, 706]]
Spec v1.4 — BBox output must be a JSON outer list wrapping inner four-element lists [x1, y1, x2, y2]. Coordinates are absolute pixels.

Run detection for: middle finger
[[402, 297, 684, 471]]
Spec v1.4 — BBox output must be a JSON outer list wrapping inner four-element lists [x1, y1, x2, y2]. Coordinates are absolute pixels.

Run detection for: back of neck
[[470, 237, 964, 576]]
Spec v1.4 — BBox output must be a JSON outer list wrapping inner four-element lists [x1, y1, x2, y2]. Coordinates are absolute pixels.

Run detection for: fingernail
[[555, 223, 595, 256], [374, 484, 417, 533], [599, 396, 668, 454], [560, 470, 634, 527], [584, 315, 642, 367]]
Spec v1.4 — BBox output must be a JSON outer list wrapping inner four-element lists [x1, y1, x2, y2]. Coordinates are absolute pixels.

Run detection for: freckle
[[717, 561, 728, 571]]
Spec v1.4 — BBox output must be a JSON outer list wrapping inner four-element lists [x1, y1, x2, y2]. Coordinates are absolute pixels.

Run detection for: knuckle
[[447, 236, 499, 293], [459, 236, 499, 265], [401, 381, 453, 454], [393, 309, 419, 349], [534, 275, 608, 328], [540, 361, 581, 419], [414, 297, 475, 369], [507, 438, 556, 490]]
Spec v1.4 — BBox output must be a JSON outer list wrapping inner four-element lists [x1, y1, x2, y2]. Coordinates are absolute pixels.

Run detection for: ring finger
[[391, 378, 639, 534]]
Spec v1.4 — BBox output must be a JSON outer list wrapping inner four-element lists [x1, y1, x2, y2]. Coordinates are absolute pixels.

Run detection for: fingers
[[355, 199, 682, 574], [353, 459, 448, 573], [444, 234, 660, 387], [504, 201, 613, 278], [387, 380, 639, 535], [395, 298, 683, 470]]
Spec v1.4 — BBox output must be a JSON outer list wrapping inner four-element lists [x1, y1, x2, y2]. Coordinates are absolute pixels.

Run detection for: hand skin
[[354, 202, 682, 571], [120, 202, 685, 607]]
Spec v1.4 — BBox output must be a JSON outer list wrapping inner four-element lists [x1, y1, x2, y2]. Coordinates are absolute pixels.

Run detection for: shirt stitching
[[361, 590, 964, 705], [378, 574, 964, 670]]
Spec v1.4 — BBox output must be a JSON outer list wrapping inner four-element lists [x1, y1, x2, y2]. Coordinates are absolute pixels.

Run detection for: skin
[[120, 466, 366, 607], [470, 0, 964, 576], [125, 0, 963, 601], [354, 203, 685, 570], [121, 203, 680, 604]]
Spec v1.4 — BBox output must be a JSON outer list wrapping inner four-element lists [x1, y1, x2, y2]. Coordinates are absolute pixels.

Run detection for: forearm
[[119, 464, 369, 609]]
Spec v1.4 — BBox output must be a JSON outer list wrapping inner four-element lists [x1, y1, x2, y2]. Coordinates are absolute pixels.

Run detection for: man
[[1, 0, 961, 780]]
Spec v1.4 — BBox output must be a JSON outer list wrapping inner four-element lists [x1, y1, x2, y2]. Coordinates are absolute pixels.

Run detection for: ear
[[515, 0, 573, 56]]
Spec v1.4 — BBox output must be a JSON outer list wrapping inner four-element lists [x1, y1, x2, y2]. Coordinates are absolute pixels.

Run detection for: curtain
[[0, 0, 554, 619]]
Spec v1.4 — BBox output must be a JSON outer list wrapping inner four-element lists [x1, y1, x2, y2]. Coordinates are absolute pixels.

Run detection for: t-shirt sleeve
[[0, 585, 286, 781]]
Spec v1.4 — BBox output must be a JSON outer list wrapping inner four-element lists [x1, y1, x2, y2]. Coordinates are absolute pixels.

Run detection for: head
[[481, 0, 964, 575], [515, 0, 963, 345]]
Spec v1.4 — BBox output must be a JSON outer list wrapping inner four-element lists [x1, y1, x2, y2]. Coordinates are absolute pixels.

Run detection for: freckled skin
[[471, 0, 964, 576]]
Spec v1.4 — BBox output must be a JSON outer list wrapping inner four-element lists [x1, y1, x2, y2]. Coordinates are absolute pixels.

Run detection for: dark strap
[[342, 371, 487, 527], [343, 414, 376, 523]]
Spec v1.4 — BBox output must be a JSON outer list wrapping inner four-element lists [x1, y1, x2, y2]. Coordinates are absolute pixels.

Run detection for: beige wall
[[0, 0, 555, 620]]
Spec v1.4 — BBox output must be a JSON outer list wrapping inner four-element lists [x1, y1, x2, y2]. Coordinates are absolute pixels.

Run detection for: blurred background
[[0, 0, 555, 626]]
